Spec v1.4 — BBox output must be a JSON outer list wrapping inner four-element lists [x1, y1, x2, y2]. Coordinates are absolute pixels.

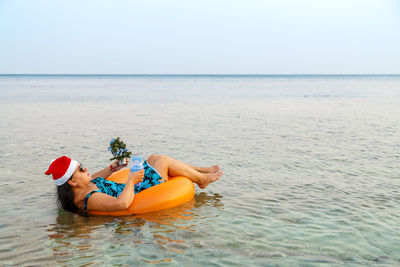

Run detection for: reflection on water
[[194, 192, 224, 208], [47, 192, 224, 265]]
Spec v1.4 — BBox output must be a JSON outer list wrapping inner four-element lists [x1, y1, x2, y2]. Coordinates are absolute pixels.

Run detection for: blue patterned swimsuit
[[83, 160, 164, 212]]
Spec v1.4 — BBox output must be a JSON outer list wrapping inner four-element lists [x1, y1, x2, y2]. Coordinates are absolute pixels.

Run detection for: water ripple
[[1, 75, 400, 265]]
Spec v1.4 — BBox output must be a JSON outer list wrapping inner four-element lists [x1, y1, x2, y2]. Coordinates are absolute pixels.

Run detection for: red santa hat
[[44, 156, 78, 186]]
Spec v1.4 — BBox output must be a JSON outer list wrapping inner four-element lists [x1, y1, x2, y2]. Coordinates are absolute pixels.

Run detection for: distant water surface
[[0, 75, 399, 266]]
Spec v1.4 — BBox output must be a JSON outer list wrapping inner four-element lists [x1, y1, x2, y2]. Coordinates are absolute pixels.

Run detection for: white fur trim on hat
[[55, 159, 78, 186]]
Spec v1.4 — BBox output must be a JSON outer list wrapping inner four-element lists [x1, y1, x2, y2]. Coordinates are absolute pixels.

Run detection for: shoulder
[[74, 185, 100, 209]]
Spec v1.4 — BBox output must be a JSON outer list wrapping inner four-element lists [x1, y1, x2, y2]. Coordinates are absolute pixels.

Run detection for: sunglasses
[[78, 163, 85, 172]]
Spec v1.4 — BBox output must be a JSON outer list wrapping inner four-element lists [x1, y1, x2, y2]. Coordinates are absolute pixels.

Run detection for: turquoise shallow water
[[0, 75, 399, 266]]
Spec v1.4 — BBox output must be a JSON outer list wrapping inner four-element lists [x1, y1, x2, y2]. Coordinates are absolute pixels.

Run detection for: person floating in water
[[45, 155, 223, 214]]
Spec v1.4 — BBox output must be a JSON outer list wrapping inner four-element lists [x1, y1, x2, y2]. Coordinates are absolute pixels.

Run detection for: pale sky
[[0, 0, 399, 74]]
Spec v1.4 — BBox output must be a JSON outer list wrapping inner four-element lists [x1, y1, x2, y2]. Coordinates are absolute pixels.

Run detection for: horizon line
[[1, 73, 399, 76]]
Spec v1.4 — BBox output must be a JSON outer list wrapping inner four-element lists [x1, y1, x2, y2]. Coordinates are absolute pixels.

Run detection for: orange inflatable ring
[[88, 168, 195, 216]]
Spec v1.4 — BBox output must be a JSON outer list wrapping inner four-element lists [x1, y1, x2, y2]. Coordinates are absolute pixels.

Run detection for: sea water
[[0, 75, 399, 266]]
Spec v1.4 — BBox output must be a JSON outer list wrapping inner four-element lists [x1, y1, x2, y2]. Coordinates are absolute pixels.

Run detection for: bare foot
[[198, 171, 223, 189], [197, 165, 221, 173]]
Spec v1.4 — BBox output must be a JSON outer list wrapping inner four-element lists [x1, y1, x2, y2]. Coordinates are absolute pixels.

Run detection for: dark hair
[[56, 181, 78, 212]]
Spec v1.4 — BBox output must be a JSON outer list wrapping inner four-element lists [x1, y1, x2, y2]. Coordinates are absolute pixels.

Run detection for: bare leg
[[146, 154, 223, 189], [185, 164, 220, 173]]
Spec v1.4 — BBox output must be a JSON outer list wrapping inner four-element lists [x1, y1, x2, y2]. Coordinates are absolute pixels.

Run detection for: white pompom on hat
[[44, 156, 78, 186]]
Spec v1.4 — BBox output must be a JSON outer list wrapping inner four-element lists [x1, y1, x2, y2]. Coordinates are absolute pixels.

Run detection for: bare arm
[[91, 160, 127, 179], [86, 169, 144, 211]]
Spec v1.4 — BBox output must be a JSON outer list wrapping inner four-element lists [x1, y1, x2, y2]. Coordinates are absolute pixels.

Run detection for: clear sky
[[0, 0, 399, 74]]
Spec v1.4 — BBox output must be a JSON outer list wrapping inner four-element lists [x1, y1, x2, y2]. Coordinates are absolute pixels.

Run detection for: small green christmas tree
[[108, 137, 132, 164]]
